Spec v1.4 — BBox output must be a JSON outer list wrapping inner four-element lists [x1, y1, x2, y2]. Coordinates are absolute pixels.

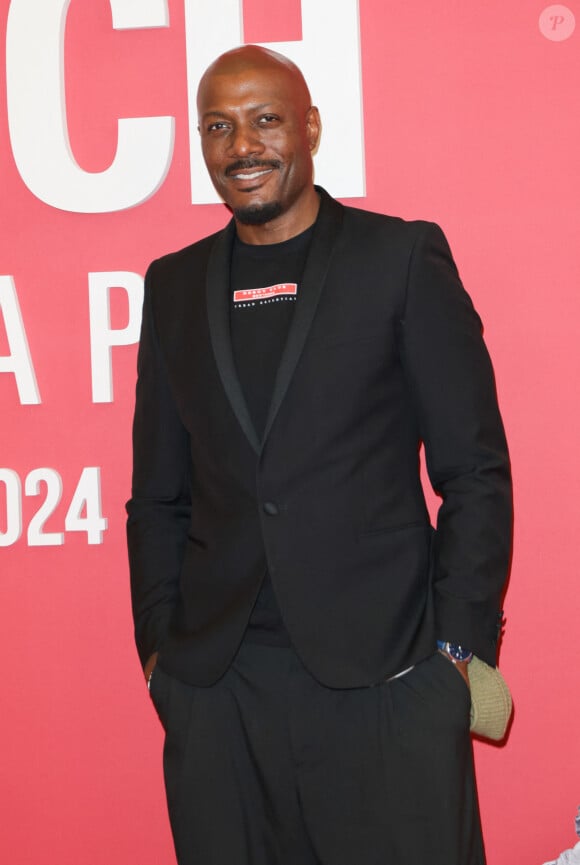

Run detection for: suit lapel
[[206, 220, 262, 455], [261, 190, 344, 444]]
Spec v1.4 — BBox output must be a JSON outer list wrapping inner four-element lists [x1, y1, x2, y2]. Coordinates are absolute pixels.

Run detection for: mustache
[[226, 159, 282, 176]]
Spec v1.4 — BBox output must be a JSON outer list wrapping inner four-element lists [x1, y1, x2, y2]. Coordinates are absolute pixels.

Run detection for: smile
[[229, 169, 273, 181]]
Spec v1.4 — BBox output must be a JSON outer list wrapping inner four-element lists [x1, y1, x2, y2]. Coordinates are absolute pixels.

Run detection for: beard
[[232, 200, 283, 225], [224, 159, 284, 225]]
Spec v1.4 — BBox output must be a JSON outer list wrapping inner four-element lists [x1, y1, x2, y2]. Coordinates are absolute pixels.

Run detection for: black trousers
[[149, 642, 485, 865]]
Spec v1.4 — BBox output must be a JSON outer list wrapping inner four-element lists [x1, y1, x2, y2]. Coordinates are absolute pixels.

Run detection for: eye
[[206, 121, 230, 133], [258, 114, 280, 125]]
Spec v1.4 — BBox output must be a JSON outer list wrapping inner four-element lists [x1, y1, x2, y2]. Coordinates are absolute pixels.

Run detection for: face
[[197, 62, 320, 231]]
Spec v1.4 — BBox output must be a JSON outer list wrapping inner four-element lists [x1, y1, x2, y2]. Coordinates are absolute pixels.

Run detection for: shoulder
[[147, 225, 228, 281], [343, 202, 441, 244], [319, 189, 444, 257], [340, 206, 449, 269]]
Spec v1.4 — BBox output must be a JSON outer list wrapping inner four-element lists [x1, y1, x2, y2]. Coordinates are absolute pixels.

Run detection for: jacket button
[[263, 501, 279, 516]]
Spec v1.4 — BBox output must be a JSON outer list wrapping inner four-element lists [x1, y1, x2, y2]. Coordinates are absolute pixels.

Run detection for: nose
[[228, 123, 264, 157]]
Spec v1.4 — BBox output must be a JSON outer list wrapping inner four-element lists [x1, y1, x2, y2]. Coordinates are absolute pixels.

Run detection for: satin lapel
[[261, 191, 345, 445], [206, 220, 261, 455]]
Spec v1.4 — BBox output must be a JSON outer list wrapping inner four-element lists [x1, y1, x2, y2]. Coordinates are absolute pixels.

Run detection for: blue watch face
[[445, 643, 473, 662]]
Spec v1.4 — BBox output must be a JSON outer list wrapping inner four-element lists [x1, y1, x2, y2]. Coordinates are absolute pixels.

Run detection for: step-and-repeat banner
[[1, 2, 579, 863]]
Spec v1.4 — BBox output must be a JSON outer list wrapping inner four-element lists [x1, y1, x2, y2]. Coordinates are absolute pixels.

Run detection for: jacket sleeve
[[401, 222, 512, 666], [126, 260, 192, 668]]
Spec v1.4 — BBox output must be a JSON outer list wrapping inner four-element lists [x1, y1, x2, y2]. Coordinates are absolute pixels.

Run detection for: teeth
[[231, 169, 271, 180]]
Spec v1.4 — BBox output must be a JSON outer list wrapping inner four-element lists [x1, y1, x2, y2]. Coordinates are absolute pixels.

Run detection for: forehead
[[197, 64, 303, 116]]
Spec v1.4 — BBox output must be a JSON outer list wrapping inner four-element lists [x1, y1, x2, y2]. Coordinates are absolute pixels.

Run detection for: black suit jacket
[[127, 188, 512, 688]]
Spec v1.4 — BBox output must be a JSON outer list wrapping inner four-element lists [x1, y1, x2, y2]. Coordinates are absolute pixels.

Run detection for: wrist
[[437, 640, 473, 664], [143, 651, 159, 686]]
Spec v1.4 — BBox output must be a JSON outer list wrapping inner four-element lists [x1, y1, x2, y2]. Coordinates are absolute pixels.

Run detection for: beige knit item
[[468, 656, 513, 740]]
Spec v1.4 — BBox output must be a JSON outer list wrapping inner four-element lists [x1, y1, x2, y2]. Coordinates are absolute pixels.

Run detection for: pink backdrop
[[1, 2, 579, 862]]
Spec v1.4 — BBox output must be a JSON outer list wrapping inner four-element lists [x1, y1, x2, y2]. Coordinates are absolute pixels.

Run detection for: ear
[[305, 106, 322, 152]]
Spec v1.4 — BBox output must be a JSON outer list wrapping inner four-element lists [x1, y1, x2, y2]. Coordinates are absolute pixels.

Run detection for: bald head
[[196, 45, 321, 242], [197, 45, 312, 114]]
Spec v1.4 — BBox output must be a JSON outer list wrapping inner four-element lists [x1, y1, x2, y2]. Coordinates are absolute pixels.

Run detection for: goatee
[[233, 201, 283, 225]]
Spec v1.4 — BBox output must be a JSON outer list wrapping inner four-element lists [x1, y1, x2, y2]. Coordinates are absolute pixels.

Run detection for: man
[[127, 45, 512, 865]]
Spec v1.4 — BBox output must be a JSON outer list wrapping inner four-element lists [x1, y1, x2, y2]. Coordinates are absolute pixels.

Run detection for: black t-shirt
[[230, 225, 313, 644]]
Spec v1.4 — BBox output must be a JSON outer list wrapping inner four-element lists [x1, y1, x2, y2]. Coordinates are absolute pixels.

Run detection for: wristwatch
[[437, 640, 473, 664]]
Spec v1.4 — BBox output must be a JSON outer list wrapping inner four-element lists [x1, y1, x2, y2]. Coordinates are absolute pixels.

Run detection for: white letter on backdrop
[[185, 0, 365, 204], [0, 276, 40, 405], [89, 272, 143, 403], [6, 0, 174, 213]]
